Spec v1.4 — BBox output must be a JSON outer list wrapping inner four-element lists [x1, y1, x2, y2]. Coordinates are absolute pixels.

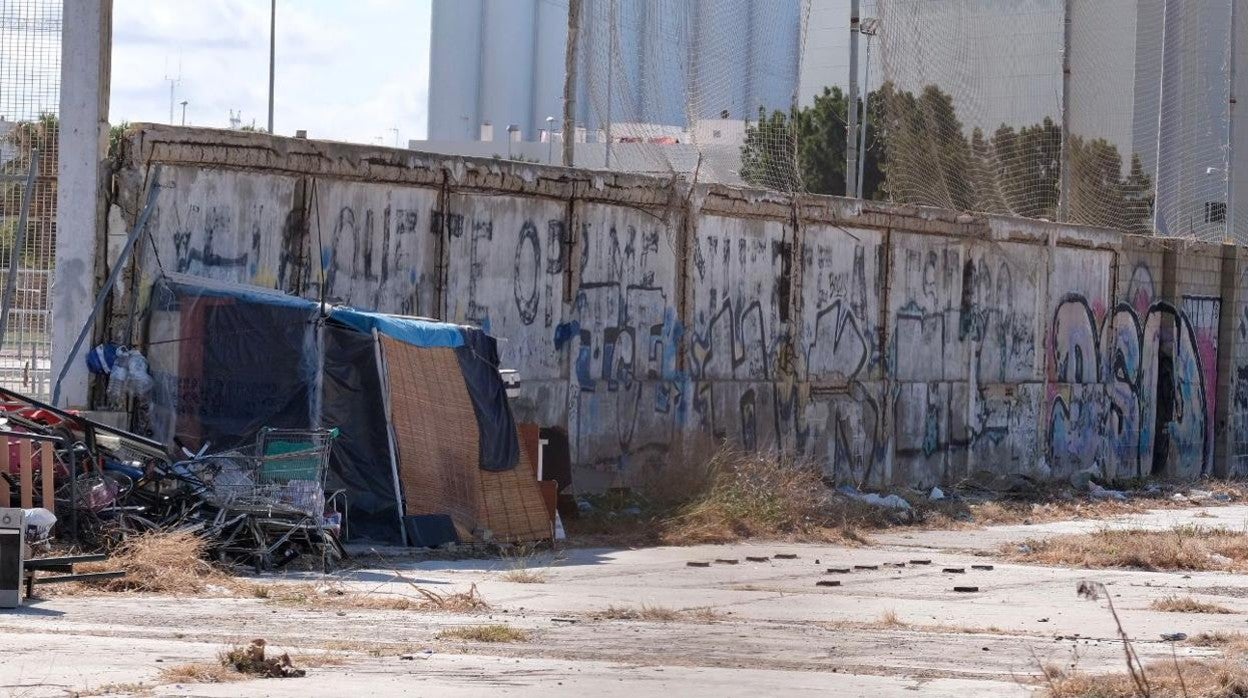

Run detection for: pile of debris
[[0, 386, 345, 572]]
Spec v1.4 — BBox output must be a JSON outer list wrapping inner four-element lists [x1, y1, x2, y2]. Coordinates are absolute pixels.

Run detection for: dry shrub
[[657, 449, 867, 545], [599, 604, 722, 622], [78, 530, 234, 594], [436, 624, 529, 643], [1043, 659, 1248, 697], [336, 584, 489, 613], [219, 639, 306, 678], [256, 579, 489, 613], [501, 568, 548, 584], [498, 543, 551, 583], [1189, 631, 1248, 655], [1150, 596, 1237, 614], [159, 661, 244, 685], [878, 608, 905, 627], [409, 583, 490, 612], [1007, 526, 1248, 572]]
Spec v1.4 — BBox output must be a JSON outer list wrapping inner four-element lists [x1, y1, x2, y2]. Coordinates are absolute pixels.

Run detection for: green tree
[[108, 121, 131, 160], [739, 87, 886, 198], [990, 117, 1061, 220], [874, 82, 979, 210], [1067, 136, 1152, 233], [739, 106, 802, 192]]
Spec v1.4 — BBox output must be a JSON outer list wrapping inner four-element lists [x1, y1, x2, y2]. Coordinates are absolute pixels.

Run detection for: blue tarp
[[328, 307, 464, 348]]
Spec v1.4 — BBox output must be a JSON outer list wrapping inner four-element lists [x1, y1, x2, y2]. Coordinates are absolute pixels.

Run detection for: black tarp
[[322, 322, 402, 543], [455, 327, 519, 473]]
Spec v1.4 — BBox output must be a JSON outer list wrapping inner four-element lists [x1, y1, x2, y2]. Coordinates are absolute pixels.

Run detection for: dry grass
[[436, 624, 529, 643], [1006, 526, 1248, 572], [1043, 580, 1248, 696], [257, 581, 490, 613], [598, 604, 725, 622], [500, 568, 548, 584], [878, 609, 905, 627], [219, 639, 306, 678], [656, 449, 879, 545], [1150, 595, 1237, 614], [567, 448, 1248, 547], [499, 544, 551, 583], [1188, 631, 1248, 655], [1043, 659, 1248, 697], [88, 640, 316, 694], [74, 530, 235, 595], [159, 661, 246, 685]]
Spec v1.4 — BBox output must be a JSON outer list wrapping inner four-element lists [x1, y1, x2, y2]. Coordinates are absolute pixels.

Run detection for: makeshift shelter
[[144, 274, 550, 546]]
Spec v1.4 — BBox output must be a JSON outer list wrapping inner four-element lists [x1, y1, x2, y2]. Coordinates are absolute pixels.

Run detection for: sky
[[109, 0, 432, 144]]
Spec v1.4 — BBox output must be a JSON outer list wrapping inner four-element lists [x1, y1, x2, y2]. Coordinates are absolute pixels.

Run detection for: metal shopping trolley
[[176, 427, 345, 572]]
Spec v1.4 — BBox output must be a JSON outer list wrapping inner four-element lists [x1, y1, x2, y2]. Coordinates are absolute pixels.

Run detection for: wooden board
[[19, 439, 31, 509], [40, 442, 53, 510]]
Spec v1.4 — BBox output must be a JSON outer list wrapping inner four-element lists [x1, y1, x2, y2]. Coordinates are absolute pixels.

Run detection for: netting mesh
[[874, 0, 1237, 242], [0, 0, 60, 398], [576, 0, 808, 192], [571, 0, 1239, 241]]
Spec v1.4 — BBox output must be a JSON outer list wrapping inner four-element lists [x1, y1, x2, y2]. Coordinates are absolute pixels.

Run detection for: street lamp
[[267, 0, 275, 134], [856, 17, 879, 199], [546, 116, 556, 164]]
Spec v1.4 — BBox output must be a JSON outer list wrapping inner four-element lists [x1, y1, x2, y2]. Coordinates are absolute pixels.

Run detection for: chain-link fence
[[0, 0, 60, 398], [573, 0, 1242, 243], [873, 0, 1241, 243], [576, 0, 808, 192]]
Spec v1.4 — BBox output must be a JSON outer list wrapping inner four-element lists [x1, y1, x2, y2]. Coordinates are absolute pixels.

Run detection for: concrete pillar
[[53, 0, 112, 408], [1214, 244, 1242, 477]]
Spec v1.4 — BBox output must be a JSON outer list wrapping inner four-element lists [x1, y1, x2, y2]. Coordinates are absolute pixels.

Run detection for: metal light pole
[[562, 0, 582, 167], [164, 73, 179, 124], [267, 0, 275, 134], [856, 18, 878, 199], [846, 0, 861, 197], [1058, 0, 1072, 222], [1225, 0, 1237, 243], [179, 100, 188, 126]]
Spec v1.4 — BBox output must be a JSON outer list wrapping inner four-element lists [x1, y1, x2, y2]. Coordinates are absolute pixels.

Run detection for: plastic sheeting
[[455, 328, 519, 473], [146, 277, 320, 453]]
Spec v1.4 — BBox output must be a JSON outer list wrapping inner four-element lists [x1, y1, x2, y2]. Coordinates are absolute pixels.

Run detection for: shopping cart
[[174, 427, 345, 572]]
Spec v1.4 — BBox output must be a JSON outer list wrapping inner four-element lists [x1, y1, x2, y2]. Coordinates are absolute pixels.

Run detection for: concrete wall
[[109, 124, 1248, 490]]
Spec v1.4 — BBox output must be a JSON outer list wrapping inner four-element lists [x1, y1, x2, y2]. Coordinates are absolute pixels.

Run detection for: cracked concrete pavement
[[5, 504, 1248, 696]]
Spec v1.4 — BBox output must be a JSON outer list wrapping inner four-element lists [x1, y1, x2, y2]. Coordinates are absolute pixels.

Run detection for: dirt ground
[[7, 503, 1248, 696]]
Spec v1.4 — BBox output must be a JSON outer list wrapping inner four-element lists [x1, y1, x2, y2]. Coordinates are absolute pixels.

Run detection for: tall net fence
[[874, 0, 1239, 242], [576, 0, 809, 192], [0, 0, 60, 398]]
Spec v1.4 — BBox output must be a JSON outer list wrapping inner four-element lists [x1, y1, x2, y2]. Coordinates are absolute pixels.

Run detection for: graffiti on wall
[[799, 227, 885, 485], [137, 163, 1246, 490], [1048, 292, 1217, 480], [887, 239, 1041, 484], [1233, 299, 1248, 472], [569, 215, 682, 474], [686, 217, 800, 461]]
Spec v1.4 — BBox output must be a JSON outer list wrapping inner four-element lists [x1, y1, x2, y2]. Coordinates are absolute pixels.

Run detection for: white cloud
[[109, 0, 431, 143]]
